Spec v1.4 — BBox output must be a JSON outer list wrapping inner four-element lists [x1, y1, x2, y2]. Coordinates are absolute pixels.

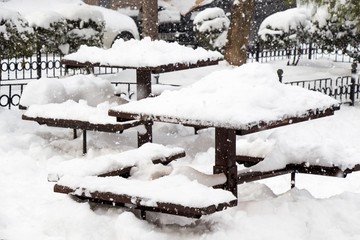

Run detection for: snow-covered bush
[[57, 5, 105, 54], [193, 7, 230, 53], [0, 8, 34, 58], [307, 3, 359, 60], [25, 11, 67, 54], [258, 7, 312, 65]]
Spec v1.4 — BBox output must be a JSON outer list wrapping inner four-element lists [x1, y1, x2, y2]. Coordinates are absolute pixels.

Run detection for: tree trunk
[[224, 0, 254, 66], [141, 0, 158, 39]]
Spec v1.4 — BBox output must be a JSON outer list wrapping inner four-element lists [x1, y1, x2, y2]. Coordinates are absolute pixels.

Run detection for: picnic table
[[51, 43, 360, 219], [61, 37, 223, 100], [108, 63, 341, 198]]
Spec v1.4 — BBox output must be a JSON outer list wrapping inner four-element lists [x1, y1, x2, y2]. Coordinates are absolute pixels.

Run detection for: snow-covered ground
[[1, 57, 360, 239]]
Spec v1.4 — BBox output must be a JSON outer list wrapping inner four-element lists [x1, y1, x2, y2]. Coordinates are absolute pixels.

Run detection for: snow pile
[[48, 142, 185, 181], [193, 7, 229, 50], [56, 4, 103, 23], [0, 8, 32, 33], [20, 74, 115, 107], [24, 10, 65, 29], [112, 63, 339, 129], [258, 7, 311, 41], [23, 100, 121, 124], [0, 0, 84, 13], [193, 7, 229, 33], [63, 37, 223, 67], [310, 5, 330, 29]]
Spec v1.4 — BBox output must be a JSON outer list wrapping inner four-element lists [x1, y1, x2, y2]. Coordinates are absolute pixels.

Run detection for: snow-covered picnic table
[[108, 63, 341, 198], [61, 37, 223, 100]]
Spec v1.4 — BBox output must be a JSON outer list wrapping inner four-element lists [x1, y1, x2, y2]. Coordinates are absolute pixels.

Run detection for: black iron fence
[[0, 52, 125, 109], [284, 76, 360, 104], [0, 53, 63, 81], [0, 83, 26, 109], [277, 63, 360, 105], [247, 43, 354, 64]]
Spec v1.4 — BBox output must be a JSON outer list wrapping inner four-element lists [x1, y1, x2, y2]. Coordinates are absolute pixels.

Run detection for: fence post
[[255, 42, 260, 62], [350, 62, 357, 106], [308, 42, 313, 60], [36, 49, 41, 79], [277, 69, 283, 83]]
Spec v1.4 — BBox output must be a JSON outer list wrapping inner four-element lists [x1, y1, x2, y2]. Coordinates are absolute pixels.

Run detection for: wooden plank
[[54, 184, 237, 218], [22, 115, 144, 133], [237, 162, 360, 185], [97, 166, 133, 178], [345, 164, 360, 174], [238, 168, 293, 184], [236, 107, 337, 135], [96, 150, 186, 178], [61, 59, 221, 74]]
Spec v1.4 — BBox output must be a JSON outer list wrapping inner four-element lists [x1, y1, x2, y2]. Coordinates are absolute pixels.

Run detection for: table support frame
[[136, 68, 152, 100], [214, 128, 238, 198]]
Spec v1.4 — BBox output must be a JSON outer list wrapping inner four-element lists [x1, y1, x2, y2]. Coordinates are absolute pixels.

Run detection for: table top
[[109, 63, 340, 135], [61, 38, 223, 73]]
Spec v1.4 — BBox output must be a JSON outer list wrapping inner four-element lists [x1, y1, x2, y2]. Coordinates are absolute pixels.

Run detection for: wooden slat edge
[[22, 114, 143, 133]]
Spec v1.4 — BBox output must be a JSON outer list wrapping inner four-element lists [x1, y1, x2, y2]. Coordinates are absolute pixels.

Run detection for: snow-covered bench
[[20, 75, 151, 153], [54, 174, 237, 218], [235, 137, 360, 187], [47, 143, 186, 182], [52, 143, 236, 218]]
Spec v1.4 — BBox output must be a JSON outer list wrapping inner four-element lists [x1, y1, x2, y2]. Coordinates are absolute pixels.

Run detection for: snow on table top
[[62, 37, 223, 68], [20, 74, 116, 107], [24, 100, 120, 124], [57, 174, 236, 208], [110, 63, 339, 129]]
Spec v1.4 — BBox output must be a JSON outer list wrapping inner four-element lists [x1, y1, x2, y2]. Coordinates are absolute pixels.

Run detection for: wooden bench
[[19, 74, 144, 154], [234, 136, 360, 187], [21, 100, 153, 154], [51, 142, 236, 218], [22, 113, 148, 154], [48, 143, 186, 182], [54, 174, 237, 219], [237, 161, 360, 188]]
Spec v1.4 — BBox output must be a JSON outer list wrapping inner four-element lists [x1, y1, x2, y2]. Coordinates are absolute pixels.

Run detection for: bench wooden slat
[[151, 151, 186, 165], [96, 150, 186, 178], [22, 115, 143, 133], [97, 166, 133, 178], [238, 162, 360, 185]]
